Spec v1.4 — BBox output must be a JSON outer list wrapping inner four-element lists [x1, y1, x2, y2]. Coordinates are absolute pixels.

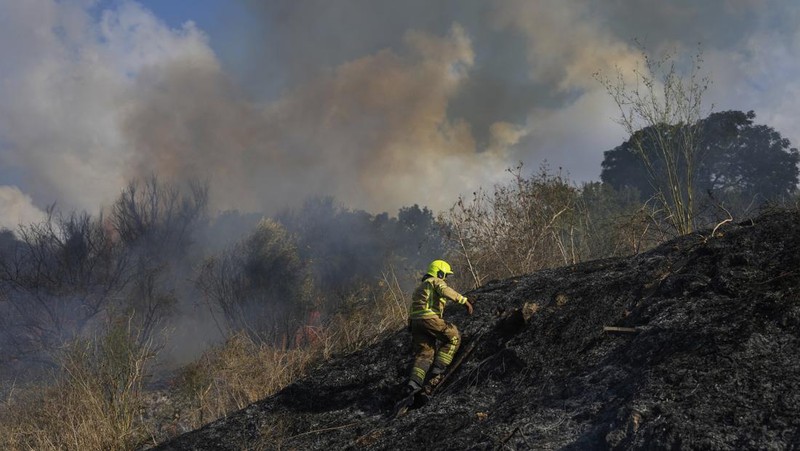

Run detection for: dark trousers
[[408, 316, 460, 388]]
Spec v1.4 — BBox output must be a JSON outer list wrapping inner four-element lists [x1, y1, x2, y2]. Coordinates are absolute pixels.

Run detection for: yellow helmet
[[427, 260, 453, 279]]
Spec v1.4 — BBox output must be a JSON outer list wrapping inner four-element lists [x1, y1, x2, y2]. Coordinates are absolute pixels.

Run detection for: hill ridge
[[156, 209, 800, 450]]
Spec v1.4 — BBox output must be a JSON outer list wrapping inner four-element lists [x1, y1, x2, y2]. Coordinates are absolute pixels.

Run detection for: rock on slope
[[155, 210, 800, 450]]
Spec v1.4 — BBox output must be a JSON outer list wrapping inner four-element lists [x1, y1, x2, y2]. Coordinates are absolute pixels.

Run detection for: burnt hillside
[[156, 209, 800, 450]]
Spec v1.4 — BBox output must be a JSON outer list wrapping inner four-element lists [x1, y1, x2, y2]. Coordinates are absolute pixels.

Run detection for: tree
[[0, 210, 129, 367], [109, 176, 209, 343], [110, 176, 208, 254], [0, 177, 210, 373], [597, 47, 710, 235], [699, 111, 799, 199], [276, 197, 447, 302], [197, 219, 313, 343], [601, 110, 799, 215], [395, 204, 447, 267]]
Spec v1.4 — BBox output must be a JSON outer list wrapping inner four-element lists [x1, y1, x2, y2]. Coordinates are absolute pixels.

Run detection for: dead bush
[[0, 210, 129, 370], [442, 165, 661, 288], [443, 165, 582, 286]]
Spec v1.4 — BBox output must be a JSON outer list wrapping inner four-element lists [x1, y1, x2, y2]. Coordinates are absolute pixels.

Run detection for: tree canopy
[[601, 110, 799, 204]]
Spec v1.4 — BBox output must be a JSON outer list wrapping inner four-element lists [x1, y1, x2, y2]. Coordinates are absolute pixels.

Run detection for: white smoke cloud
[[0, 186, 46, 231], [0, 0, 216, 215]]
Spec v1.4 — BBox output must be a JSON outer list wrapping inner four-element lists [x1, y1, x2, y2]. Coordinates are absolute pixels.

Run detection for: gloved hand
[[464, 299, 474, 315]]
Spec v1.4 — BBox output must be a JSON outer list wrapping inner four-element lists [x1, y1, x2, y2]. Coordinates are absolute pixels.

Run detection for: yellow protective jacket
[[409, 275, 468, 319]]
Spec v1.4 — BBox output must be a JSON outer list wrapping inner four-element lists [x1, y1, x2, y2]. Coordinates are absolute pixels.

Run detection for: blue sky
[[131, 0, 223, 27], [96, 0, 252, 71], [97, 0, 234, 30], [0, 0, 798, 229]]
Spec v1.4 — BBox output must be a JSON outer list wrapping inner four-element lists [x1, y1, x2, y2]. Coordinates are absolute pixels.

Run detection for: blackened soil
[[155, 210, 800, 450]]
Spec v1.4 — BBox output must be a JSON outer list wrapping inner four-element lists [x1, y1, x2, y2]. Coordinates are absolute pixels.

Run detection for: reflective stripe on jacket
[[409, 275, 467, 319]]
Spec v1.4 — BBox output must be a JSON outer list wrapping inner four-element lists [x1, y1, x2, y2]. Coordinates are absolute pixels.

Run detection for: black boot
[[406, 379, 422, 394]]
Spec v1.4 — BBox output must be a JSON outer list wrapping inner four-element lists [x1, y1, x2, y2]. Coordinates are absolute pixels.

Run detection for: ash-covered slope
[[156, 210, 800, 450]]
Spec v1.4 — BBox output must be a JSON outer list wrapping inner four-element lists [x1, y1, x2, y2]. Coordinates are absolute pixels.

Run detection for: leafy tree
[[700, 111, 799, 199], [276, 197, 383, 301], [197, 219, 313, 343], [601, 110, 799, 213], [389, 204, 448, 274], [276, 197, 447, 303]]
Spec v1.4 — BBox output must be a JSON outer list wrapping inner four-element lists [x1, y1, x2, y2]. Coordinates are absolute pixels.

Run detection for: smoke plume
[[123, 24, 516, 213], [0, 0, 798, 225]]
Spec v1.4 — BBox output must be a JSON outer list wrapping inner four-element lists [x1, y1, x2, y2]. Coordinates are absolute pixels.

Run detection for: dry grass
[[175, 333, 318, 429], [174, 277, 407, 434], [0, 276, 408, 450], [0, 320, 155, 451], [317, 272, 407, 358]]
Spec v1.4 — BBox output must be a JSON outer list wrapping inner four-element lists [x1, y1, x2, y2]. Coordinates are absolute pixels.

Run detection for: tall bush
[[597, 46, 711, 235], [197, 219, 313, 343], [442, 165, 656, 287]]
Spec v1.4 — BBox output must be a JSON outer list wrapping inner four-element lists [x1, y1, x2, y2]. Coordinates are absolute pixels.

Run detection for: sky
[[1, 0, 799, 230]]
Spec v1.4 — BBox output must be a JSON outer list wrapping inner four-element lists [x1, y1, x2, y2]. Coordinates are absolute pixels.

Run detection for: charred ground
[[155, 209, 800, 450]]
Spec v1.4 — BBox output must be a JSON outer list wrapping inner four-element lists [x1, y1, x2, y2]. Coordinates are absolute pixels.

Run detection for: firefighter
[[407, 259, 473, 392]]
